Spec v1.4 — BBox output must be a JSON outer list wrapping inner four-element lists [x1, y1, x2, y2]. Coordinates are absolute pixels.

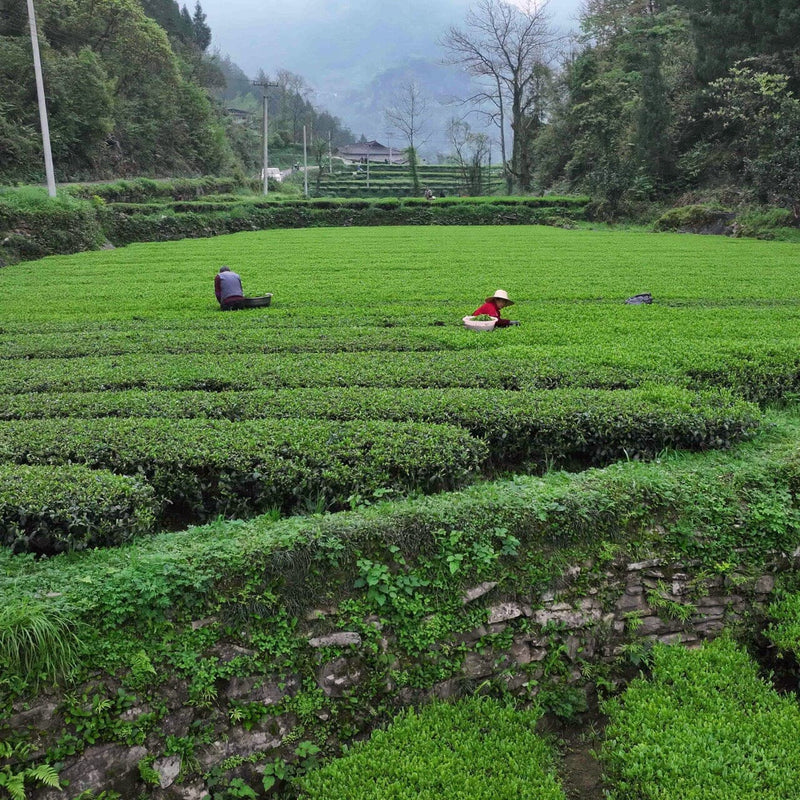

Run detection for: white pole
[[328, 131, 332, 175], [263, 91, 269, 195], [366, 143, 370, 189], [303, 125, 308, 197], [26, 0, 56, 197]]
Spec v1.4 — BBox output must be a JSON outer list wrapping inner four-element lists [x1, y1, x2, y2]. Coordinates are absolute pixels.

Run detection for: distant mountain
[[316, 58, 481, 158], [200, 0, 583, 156]]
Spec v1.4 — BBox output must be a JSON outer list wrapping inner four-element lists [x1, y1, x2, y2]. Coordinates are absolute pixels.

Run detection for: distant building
[[336, 140, 406, 165]]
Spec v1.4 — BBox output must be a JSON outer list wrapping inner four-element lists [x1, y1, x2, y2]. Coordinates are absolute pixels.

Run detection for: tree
[[276, 69, 313, 142], [312, 135, 328, 194], [705, 62, 800, 217], [385, 81, 430, 194], [675, 0, 800, 85], [532, 1, 693, 204], [192, 1, 211, 51], [442, 0, 558, 193], [447, 118, 491, 194]]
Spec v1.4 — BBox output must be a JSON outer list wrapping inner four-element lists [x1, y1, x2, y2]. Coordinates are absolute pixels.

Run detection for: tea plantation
[[2, 224, 800, 799]]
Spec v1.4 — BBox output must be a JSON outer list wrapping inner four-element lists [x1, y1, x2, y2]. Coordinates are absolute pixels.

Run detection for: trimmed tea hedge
[[0, 418, 483, 522], [601, 636, 800, 799], [764, 591, 800, 656], [3, 422, 799, 627], [64, 176, 246, 203], [98, 199, 588, 246], [296, 698, 566, 800], [0, 463, 156, 554], [3, 343, 798, 401], [0, 386, 760, 466], [0, 189, 104, 266]]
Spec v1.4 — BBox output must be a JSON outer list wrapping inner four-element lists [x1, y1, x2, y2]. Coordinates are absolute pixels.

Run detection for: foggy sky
[[198, 0, 584, 86]]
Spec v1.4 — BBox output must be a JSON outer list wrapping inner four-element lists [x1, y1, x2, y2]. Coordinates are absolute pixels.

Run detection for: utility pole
[[26, 0, 56, 197], [252, 79, 278, 195], [302, 125, 309, 197]]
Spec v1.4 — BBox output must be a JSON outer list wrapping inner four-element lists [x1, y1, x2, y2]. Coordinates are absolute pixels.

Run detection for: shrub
[[295, 698, 565, 799], [653, 204, 734, 233], [601, 636, 800, 799], [0, 418, 484, 523], [0, 463, 157, 553], [0, 188, 104, 266]]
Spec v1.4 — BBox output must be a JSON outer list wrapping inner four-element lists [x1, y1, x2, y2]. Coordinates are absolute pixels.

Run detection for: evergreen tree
[[192, 1, 211, 51]]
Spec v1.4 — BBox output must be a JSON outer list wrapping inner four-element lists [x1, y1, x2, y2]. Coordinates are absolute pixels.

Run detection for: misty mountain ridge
[[315, 58, 482, 156], [203, 0, 580, 156]]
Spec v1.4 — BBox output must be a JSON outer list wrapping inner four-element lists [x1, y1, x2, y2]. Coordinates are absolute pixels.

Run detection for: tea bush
[[0, 463, 157, 553], [0, 418, 483, 522], [0, 386, 760, 467], [296, 698, 565, 800], [64, 176, 246, 203], [0, 224, 798, 552], [601, 636, 800, 799], [0, 188, 104, 266], [764, 591, 800, 656], [98, 196, 589, 246], [3, 422, 799, 631]]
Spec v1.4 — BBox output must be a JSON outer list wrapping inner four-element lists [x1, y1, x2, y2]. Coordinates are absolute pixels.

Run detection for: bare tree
[[442, 0, 558, 193], [385, 81, 431, 194], [276, 69, 314, 142], [447, 118, 491, 195]]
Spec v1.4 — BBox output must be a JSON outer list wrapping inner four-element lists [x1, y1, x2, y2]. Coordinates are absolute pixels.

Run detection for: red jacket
[[472, 299, 511, 327]]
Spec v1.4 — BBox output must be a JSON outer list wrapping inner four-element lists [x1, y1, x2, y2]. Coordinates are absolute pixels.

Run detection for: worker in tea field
[[215, 265, 245, 310], [472, 289, 519, 327]]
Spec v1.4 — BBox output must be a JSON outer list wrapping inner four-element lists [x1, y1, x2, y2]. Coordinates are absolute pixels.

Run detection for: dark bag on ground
[[625, 293, 653, 305]]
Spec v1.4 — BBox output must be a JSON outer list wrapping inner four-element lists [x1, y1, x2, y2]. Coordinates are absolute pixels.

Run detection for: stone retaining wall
[[18, 550, 794, 799]]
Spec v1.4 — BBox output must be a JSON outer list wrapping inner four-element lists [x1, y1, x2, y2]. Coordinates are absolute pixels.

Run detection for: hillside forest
[[0, 0, 354, 182], [0, 0, 799, 217]]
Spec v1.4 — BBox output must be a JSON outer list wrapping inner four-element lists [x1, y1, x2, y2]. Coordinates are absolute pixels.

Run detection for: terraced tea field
[[4, 223, 800, 799], [0, 224, 798, 550]]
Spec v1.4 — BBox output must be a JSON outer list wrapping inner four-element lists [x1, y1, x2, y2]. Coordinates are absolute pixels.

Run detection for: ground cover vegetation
[[0, 181, 590, 266], [601, 635, 800, 799], [295, 698, 566, 799], [2, 411, 800, 796], [2, 224, 800, 796]]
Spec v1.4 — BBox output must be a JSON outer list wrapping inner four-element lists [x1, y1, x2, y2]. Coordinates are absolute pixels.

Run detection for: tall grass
[[0, 599, 79, 690]]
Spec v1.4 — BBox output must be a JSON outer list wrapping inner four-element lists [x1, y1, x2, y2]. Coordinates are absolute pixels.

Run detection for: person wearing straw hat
[[472, 290, 519, 328]]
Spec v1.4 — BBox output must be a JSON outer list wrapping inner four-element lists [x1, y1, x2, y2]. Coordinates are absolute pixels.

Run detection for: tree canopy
[[0, 0, 353, 183]]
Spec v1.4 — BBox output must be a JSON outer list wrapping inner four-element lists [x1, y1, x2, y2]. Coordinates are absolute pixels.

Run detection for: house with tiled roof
[[336, 140, 406, 164]]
